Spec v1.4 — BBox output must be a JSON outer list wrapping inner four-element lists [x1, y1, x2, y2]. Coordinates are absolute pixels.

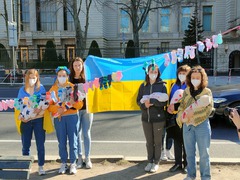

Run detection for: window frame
[[181, 6, 192, 32], [160, 8, 170, 32], [202, 6, 213, 32]]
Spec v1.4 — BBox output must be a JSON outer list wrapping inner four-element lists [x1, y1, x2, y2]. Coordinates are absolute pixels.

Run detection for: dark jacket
[[137, 78, 167, 123]]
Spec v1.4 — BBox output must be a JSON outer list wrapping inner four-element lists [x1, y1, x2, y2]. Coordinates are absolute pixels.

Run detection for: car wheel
[[224, 102, 240, 126]]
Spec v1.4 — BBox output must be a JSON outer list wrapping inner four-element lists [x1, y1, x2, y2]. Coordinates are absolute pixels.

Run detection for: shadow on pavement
[[83, 162, 182, 180]]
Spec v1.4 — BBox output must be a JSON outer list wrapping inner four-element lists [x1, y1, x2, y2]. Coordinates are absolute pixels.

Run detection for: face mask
[[29, 78, 37, 86], [191, 79, 201, 87], [149, 74, 157, 81], [58, 77, 67, 84], [178, 74, 186, 82]]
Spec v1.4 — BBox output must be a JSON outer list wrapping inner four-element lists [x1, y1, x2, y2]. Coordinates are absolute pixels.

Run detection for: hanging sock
[[171, 50, 177, 64], [189, 46, 197, 59], [83, 82, 90, 93], [184, 46, 191, 59], [107, 75, 112, 87], [197, 41, 205, 52], [164, 53, 171, 66], [217, 33, 223, 44], [177, 48, 184, 62], [89, 81, 94, 90], [205, 38, 213, 51], [212, 35, 218, 48], [93, 78, 100, 88]]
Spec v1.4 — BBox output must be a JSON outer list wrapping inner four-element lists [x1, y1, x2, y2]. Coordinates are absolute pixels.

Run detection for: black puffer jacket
[[137, 78, 167, 123]]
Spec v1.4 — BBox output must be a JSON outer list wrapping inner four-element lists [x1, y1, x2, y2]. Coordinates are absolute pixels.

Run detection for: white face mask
[[29, 78, 37, 86], [191, 79, 201, 87], [178, 74, 186, 82], [58, 77, 67, 85], [149, 74, 157, 81]]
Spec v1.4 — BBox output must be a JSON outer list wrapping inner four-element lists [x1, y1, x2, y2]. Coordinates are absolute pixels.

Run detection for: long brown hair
[[69, 57, 85, 83], [24, 69, 40, 92], [186, 65, 208, 89]]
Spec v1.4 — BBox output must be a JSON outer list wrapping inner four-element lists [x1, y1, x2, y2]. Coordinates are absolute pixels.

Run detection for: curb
[[38, 155, 240, 165]]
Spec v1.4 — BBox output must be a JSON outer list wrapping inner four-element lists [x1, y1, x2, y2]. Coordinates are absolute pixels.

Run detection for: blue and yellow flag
[[84, 54, 177, 113]]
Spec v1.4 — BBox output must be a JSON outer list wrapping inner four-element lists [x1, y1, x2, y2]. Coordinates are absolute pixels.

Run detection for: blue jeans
[[162, 128, 173, 150], [54, 114, 79, 164], [183, 119, 211, 180], [20, 117, 45, 166], [77, 110, 93, 158]]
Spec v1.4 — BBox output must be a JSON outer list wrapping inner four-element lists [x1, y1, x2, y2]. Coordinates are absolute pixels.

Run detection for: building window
[[38, 46, 45, 62], [140, 8, 149, 32], [141, 42, 149, 54], [36, 0, 57, 31], [20, 0, 30, 31], [120, 42, 127, 54], [66, 46, 75, 62], [120, 10, 130, 33], [20, 47, 29, 62], [63, 3, 74, 31], [161, 42, 169, 53], [160, 8, 170, 32], [203, 6, 212, 31], [181, 7, 191, 32]]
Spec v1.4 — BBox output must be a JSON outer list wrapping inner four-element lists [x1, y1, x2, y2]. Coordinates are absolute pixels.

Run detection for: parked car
[[212, 88, 240, 126]]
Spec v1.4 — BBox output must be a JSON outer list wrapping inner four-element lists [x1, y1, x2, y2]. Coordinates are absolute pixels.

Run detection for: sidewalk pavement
[[28, 156, 240, 180]]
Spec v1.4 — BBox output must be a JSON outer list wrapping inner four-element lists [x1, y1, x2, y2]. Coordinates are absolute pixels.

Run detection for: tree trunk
[[3, 0, 9, 43], [131, 1, 140, 57], [73, 0, 85, 58], [133, 29, 140, 57]]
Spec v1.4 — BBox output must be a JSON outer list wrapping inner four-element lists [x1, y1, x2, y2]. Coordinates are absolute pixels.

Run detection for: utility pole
[[195, 0, 200, 64]]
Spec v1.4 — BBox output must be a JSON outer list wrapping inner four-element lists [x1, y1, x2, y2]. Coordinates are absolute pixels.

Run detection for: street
[[1, 77, 240, 162], [0, 111, 240, 162]]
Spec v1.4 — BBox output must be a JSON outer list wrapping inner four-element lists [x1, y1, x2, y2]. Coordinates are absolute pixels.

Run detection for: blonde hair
[[24, 69, 41, 92]]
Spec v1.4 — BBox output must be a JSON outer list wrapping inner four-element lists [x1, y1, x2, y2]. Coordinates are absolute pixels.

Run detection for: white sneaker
[[77, 156, 83, 169], [144, 163, 153, 172], [150, 163, 159, 173], [85, 158, 92, 169], [160, 150, 168, 161], [58, 163, 68, 174], [38, 166, 46, 176], [69, 163, 77, 174], [166, 149, 175, 160]]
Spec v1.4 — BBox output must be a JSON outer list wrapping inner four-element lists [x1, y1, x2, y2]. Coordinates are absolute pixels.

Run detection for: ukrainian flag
[[84, 54, 177, 113]]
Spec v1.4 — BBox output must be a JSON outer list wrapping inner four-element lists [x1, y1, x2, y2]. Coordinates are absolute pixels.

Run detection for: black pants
[[142, 121, 165, 164], [173, 126, 187, 167]]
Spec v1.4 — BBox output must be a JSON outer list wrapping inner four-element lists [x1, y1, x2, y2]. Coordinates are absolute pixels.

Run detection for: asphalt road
[[0, 111, 240, 162], [1, 77, 240, 162]]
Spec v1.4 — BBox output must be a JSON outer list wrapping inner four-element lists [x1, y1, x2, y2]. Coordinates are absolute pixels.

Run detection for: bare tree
[[42, 0, 97, 57], [116, 0, 182, 57], [1, 0, 9, 42]]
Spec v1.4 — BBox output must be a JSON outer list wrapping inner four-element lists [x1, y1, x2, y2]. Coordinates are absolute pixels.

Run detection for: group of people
[[15, 57, 93, 175], [15, 57, 240, 179], [137, 64, 214, 180]]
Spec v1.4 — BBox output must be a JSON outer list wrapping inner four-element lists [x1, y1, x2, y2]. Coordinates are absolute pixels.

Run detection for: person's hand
[[167, 104, 174, 114], [186, 108, 194, 123], [144, 100, 153, 108], [229, 109, 240, 129], [34, 108, 42, 115], [57, 107, 66, 115], [69, 97, 75, 105], [18, 115, 29, 123]]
